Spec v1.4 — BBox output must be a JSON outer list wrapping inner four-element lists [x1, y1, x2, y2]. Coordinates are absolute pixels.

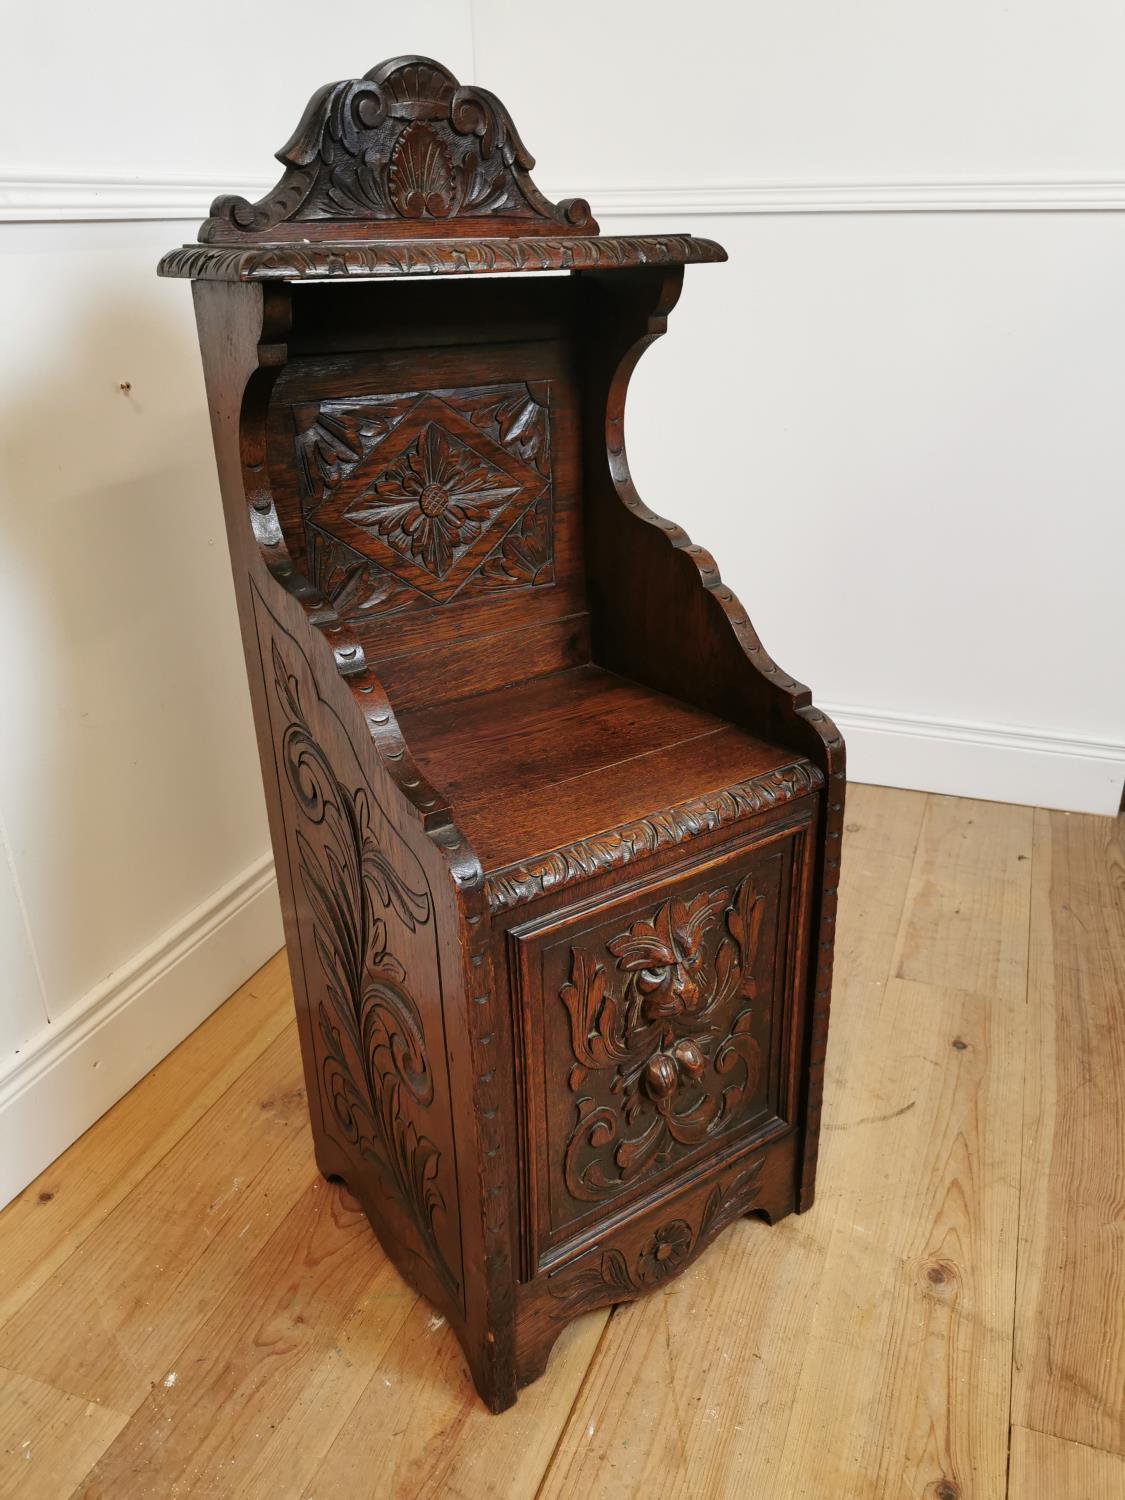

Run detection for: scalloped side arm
[[577, 265, 841, 770]]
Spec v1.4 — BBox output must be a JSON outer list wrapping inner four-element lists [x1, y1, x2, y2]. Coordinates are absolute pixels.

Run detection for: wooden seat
[[399, 664, 816, 884], [164, 53, 844, 1414]]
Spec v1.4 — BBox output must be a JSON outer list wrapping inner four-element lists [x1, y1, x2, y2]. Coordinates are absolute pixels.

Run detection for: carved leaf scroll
[[200, 55, 598, 244], [264, 609, 460, 1300], [561, 875, 767, 1203]]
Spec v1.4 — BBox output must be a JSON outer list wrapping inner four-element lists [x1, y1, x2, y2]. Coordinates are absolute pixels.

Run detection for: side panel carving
[[294, 381, 553, 621], [252, 583, 464, 1303]]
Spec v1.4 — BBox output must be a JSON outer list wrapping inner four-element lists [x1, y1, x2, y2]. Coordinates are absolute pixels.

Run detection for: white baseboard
[[0, 854, 282, 1207], [4, 172, 1125, 222], [827, 703, 1125, 816]]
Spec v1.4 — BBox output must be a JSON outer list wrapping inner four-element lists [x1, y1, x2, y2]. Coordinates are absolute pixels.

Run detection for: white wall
[[0, 2, 476, 1202], [473, 0, 1125, 814], [1, 2, 1122, 1199]]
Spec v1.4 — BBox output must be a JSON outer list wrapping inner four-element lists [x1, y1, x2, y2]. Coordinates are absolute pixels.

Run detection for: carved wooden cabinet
[[160, 54, 845, 1412]]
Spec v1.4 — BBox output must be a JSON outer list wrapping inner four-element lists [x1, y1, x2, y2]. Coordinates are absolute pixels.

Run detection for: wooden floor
[[1, 786, 1122, 1499]]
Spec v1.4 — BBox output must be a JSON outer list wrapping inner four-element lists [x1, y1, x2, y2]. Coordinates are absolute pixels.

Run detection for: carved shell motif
[[388, 122, 456, 218]]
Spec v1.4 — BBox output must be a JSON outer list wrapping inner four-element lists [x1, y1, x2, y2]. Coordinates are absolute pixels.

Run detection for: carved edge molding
[[484, 760, 824, 913], [157, 233, 727, 281], [545, 1155, 765, 1318]]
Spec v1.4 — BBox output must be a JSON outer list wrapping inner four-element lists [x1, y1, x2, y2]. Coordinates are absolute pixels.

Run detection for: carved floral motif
[[547, 1158, 764, 1316], [346, 422, 518, 579], [266, 616, 460, 1299], [294, 384, 554, 616], [561, 876, 766, 1202], [636, 1220, 692, 1280]]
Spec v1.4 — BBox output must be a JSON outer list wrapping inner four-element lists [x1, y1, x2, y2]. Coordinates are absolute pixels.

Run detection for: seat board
[[397, 665, 810, 873]]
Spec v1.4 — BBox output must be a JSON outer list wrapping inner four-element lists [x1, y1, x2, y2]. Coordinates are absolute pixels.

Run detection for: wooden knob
[[672, 1038, 705, 1082], [642, 1052, 679, 1100]]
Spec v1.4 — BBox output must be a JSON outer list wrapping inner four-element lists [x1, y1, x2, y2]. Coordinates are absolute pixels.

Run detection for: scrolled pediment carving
[[201, 54, 598, 244]]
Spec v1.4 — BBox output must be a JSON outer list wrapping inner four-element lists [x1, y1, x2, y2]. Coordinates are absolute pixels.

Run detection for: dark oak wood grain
[[161, 54, 844, 1413]]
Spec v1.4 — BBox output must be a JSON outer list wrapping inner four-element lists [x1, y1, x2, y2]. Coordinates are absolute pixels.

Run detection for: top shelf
[[157, 233, 727, 282], [158, 56, 728, 284]]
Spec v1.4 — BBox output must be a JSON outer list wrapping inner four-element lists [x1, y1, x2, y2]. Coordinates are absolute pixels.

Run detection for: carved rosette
[[255, 591, 462, 1301], [294, 382, 553, 620], [547, 1158, 765, 1317], [561, 876, 766, 1203], [201, 56, 597, 243]]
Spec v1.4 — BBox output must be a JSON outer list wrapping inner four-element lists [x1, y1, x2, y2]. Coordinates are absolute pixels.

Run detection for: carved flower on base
[[346, 422, 518, 578], [636, 1220, 692, 1282]]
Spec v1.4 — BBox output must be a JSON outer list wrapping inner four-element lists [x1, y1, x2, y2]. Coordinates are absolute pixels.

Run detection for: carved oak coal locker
[[160, 55, 845, 1412]]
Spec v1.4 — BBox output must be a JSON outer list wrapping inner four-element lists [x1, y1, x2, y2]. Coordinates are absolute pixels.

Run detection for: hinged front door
[[510, 811, 815, 1271]]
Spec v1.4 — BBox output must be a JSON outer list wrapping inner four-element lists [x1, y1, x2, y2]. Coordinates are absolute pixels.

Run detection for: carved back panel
[[267, 277, 589, 707], [293, 380, 553, 609]]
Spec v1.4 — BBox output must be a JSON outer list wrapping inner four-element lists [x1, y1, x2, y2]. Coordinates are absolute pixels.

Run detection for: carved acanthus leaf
[[561, 875, 767, 1203], [265, 622, 460, 1301], [199, 55, 598, 244], [157, 234, 728, 283]]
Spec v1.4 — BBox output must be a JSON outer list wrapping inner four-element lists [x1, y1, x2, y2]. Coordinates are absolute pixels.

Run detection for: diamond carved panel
[[294, 384, 553, 612]]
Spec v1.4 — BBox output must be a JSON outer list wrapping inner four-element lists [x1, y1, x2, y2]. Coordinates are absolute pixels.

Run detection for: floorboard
[[0, 952, 293, 1331], [0, 787, 1119, 1499], [0, 1025, 310, 1412], [1013, 809, 1125, 1456], [1008, 1425, 1125, 1499]]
